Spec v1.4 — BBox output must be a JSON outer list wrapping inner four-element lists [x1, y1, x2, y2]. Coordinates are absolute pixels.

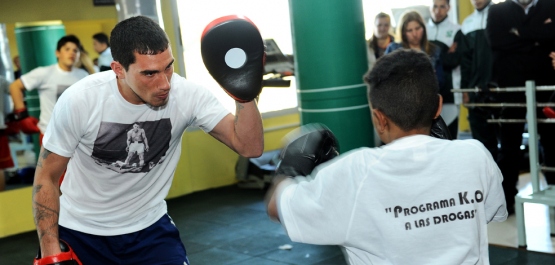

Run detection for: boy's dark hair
[[364, 49, 439, 131], [57, 35, 81, 51], [92, 33, 110, 46], [110, 16, 170, 70]]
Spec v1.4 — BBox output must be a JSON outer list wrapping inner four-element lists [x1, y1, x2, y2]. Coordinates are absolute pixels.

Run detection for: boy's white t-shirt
[[277, 135, 507, 265], [43, 71, 229, 236], [20, 64, 89, 133]]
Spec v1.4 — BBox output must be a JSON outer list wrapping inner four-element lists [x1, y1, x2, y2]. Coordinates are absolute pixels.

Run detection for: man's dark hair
[[57, 35, 81, 51], [364, 49, 439, 131], [92, 33, 110, 47], [110, 16, 170, 70]]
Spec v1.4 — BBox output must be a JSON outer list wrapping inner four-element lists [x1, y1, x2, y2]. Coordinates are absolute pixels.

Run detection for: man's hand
[[550, 52, 555, 70], [34, 240, 82, 265], [448, 42, 457, 53], [463, 92, 470, 104]]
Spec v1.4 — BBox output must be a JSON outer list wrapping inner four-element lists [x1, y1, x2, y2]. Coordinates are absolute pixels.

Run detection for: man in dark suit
[[487, 0, 555, 214]]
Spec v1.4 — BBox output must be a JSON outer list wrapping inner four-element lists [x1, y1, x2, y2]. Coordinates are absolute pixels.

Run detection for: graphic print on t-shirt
[[57, 84, 71, 98], [91, 119, 172, 173]]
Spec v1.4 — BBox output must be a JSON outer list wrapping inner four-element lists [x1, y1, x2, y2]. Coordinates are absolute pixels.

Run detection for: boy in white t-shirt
[[266, 49, 507, 265], [9, 35, 89, 144]]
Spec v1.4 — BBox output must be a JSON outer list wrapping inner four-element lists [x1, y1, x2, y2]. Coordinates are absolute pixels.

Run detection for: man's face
[[133, 124, 139, 131], [431, 0, 450, 22], [471, 0, 489, 10], [117, 47, 174, 107], [56, 42, 80, 70], [374, 17, 391, 39]]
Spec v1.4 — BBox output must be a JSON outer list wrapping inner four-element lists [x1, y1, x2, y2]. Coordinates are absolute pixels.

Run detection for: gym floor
[[1, 183, 555, 264]]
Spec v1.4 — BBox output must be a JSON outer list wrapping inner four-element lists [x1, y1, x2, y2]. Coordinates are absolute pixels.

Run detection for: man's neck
[[476, 0, 491, 12], [57, 62, 73, 72], [433, 16, 448, 25]]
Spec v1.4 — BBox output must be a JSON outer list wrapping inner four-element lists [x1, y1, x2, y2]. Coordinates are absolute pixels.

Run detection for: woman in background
[[367, 12, 395, 70], [385, 11, 444, 88]]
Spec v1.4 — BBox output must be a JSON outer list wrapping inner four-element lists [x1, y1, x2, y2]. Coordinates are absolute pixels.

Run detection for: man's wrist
[[13, 108, 29, 120]]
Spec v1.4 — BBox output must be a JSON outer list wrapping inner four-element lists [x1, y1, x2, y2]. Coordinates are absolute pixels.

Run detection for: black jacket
[[486, 0, 555, 101]]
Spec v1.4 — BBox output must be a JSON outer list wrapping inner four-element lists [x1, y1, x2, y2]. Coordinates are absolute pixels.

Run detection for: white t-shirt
[[43, 71, 229, 236], [20, 64, 89, 133], [277, 135, 507, 265]]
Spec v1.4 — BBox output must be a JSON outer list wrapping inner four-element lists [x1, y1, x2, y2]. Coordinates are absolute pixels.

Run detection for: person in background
[[487, 0, 555, 214], [9, 35, 89, 145], [92, 32, 113, 71], [1, 75, 16, 192], [460, 0, 498, 158], [367, 12, 394, 71], [13, 55, 21, 79], [266, 49, 507, 265], [74, 45, 98, 74], [385, 10, 444, 89], [427, 0, 464, 138]]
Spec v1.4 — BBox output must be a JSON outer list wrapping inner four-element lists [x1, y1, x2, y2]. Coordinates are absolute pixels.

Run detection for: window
[[177, 0, 295, 114]]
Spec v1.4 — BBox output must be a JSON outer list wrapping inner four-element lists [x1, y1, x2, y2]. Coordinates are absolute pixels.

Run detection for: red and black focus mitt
[[33, 240, 82, 265], [201, 15, 265, 103]]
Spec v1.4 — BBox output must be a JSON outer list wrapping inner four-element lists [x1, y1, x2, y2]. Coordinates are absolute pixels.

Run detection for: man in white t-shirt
[[31, 16, 264, 265], [266, 49, 507, 265], [9, 35, 89, 144], [426, 0, 464, 138]]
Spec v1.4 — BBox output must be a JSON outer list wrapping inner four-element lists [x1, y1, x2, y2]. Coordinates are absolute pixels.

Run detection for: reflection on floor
[[488, 173, 555, 254]]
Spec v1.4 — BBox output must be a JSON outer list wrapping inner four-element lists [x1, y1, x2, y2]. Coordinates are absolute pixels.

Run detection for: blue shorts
[[59, 214, 189, 265]]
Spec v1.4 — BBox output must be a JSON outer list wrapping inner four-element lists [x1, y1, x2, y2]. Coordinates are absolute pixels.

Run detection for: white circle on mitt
[[225, 48, 247, 69]]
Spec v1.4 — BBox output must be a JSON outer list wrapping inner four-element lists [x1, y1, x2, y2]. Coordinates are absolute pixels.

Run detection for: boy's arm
[[9, 79, 26, 110], [9, 79, 40, 134]]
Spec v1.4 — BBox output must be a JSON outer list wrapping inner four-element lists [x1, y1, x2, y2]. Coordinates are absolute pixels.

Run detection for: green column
[[15, 21, 66, 156], [289, 0, 374, 152]]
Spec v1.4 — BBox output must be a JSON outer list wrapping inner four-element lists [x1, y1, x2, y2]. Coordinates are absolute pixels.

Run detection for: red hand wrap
[[33, 240, 83, 265]]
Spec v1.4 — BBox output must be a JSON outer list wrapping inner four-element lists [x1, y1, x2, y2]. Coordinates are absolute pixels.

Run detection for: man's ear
[[434, 94, 443, 119], [111, 61, 124, 79]]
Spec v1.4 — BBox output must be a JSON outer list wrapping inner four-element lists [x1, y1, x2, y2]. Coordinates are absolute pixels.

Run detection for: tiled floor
[[2, 181, 555, 264]]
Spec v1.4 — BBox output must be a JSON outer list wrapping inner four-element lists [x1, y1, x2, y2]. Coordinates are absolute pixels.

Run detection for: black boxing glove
[[275, 123, 340, 177], [201, 15, 265, 103], [430, 115, 453, 140], [33, 240, 82, 265]]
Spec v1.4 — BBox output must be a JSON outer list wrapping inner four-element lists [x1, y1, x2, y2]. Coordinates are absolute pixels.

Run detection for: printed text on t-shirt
[[383, 190, 484, 230]]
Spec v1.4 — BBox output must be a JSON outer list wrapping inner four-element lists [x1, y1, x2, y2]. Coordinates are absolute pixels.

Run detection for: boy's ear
[[372, 108, 388, 133], [434, 94, 443, 119]]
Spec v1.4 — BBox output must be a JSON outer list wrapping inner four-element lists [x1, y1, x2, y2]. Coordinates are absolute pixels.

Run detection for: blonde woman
[[385, 11, 444, 88]]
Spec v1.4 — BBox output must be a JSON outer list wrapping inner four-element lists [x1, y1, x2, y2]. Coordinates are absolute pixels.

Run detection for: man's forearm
[[33, 148, 68, 257], [234, 101, 263, 158], [33, 179, 61, 257]]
